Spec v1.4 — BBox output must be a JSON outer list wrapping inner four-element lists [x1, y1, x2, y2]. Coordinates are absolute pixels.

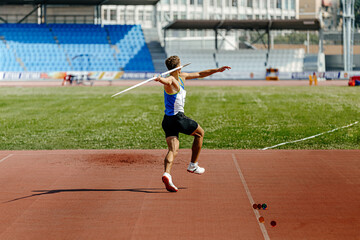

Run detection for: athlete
[[155, 55, 231, 192]]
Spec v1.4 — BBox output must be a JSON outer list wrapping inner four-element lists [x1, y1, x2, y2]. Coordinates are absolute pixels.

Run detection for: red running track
[[0, 80, 348, 87], [0, 149, 359, 240]]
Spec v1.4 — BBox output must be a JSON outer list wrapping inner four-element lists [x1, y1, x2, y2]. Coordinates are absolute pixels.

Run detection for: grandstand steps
[[49, 28, 60, 44], [111, 45, 121, 70], [66, 56, 72, 69], [16, 57, 27, 71], [60, 47, 72, 70], [13, 49, 26, 71], [104, 27, 121, 69], [48, 27, 72, 70], [104, 28, 112, 44], [59, 46, 73, 70], [142, 28, 167, 72], [0, 36, 7, 47], [0, 36, 25, 71], [0, 37, 11, 55], [111, 45, 120, 54], [304, 54, 318, 72]]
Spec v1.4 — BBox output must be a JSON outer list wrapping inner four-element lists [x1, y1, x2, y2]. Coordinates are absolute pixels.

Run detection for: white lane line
[[232, 154, 270, 240], [0, 154, 14, 163], [262, 121, 359, 150]]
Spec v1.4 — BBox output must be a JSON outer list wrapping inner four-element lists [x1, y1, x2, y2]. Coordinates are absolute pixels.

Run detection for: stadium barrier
[[0, 71, 358, 81], [206, 71, 355, 80], [0, 71, 125, 81]]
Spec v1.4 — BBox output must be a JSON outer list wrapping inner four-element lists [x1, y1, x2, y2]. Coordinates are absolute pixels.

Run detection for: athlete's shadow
[[4, 187, 187, 203]]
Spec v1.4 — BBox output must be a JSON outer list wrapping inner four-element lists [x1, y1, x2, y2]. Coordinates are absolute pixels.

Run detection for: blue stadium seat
[[0, 23, 154, 72]]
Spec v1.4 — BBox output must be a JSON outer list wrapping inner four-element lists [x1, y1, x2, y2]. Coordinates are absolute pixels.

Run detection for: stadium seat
[[166, 48, 304, 73], [0, 23, 154, 72]]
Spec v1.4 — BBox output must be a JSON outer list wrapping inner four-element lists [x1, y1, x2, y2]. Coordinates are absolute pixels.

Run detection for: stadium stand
[[49, 24, 117, 71], [216, 49, 304, 73], [166, 48, 305, 73], [106, 24, 154, 71], [0, 23, 154, 72], [142, 28, 168, 72], [0, 39, 23, 72], [166, 49, 217, 72], [303, 54, 319, 72], [267, 49, 304, 72]]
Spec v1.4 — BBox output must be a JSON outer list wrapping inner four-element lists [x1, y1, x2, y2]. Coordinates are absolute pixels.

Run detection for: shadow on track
[[4, 187, 187, 203]]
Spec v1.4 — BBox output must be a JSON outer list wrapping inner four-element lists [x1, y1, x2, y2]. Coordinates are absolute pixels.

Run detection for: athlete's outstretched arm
[[154, 75, 174, 86], [181, 66, 231, 80]]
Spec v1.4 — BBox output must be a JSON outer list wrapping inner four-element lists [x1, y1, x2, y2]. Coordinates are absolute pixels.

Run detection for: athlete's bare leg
[[164, 136, 179, 173], [190, 125, 204, 163]]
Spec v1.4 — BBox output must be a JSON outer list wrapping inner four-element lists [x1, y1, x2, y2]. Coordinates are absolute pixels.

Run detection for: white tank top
[[164, 77, 186, 116]]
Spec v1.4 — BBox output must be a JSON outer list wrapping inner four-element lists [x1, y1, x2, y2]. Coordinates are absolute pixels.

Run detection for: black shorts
[[162, 112, 198, 138]]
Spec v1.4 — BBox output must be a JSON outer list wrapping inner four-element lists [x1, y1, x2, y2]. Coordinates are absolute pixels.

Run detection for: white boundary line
[[0, 154, 14, 163], [232, 154, 270, 240], [261, 121, 359, 150]]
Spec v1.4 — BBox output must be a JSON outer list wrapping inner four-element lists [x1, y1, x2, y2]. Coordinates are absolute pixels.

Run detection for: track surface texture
[[1, 79, 358, 239], [0, 149, 359, 240]]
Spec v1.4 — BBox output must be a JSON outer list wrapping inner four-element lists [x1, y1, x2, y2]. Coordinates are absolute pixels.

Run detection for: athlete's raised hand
[[217, 66, 231, 72]]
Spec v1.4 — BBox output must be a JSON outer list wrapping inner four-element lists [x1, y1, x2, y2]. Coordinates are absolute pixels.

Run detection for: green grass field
[[0, 85, 359, 150]]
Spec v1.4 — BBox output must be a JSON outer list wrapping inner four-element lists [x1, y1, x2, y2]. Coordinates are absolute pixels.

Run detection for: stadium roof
[[0, 0, 159, 5], [164, 19, 322, 31]]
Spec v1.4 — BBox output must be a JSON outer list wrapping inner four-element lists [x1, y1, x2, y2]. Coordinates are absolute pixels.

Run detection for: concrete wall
[[0, 5, 95, 24], [0, 5, 37, 23], [253, 44, 360, 55], [46, 5, 95, 24]]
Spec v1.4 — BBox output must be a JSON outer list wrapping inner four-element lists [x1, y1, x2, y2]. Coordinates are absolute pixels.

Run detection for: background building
[[103, 0, 299, 27], [299, 0, 340, 30], [102, 0, 299, 52]]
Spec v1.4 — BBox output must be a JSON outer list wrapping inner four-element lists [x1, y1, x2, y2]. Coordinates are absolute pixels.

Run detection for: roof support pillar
[[164, 29, 167, 51], [265, 29, 270, 66], [95, 5, 102, 25], [265, 21, 272, 67], [40, 4, 47, 24], [153, 4, 157, 28], [319, 28, 324, 53], [342, 0, 354, 71], [215, 28, 218, 51], [214, 20, 224, 51]]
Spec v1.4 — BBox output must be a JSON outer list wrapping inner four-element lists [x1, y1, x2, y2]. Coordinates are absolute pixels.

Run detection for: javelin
[[111, 63, 191, 98]]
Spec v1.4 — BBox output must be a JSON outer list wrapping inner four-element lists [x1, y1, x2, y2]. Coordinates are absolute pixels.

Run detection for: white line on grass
[[0, 154, 14, 164], [261, 121, 359, 150], [232, 154, 270, 240]]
